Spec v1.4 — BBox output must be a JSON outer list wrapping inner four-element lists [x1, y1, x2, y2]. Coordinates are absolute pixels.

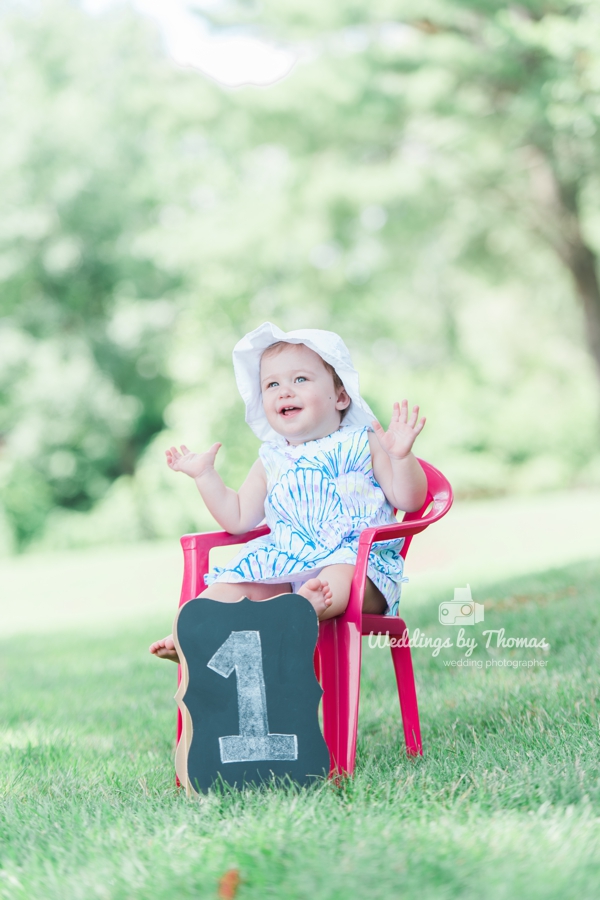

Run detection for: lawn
[[1, 558, 600, 898]]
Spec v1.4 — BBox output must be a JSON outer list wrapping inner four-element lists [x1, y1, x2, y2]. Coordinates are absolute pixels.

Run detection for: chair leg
[[317, 617, 362, 777], [390, 641, 423, 756], [313, 645, 321, 683], [176, 666, 183, 787]]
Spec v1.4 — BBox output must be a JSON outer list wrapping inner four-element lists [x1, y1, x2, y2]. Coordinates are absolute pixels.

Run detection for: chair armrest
[[356, 495, 451, 550], [342, 522, 425, 625], [179, 525, 271, 605], [180, 524, 271, 552], [357, 520, 427, 550], [344, 484, 453, 624]]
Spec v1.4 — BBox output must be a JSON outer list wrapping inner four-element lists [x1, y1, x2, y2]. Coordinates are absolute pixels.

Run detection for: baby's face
[[260, 343, 350, 445]]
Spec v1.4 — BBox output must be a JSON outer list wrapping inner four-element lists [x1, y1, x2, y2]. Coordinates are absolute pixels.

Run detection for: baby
[[150, 322, 426, 662]]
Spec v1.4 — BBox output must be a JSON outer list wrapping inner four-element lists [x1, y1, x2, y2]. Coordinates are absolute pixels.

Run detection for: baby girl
[[150, 322, 426, 662]]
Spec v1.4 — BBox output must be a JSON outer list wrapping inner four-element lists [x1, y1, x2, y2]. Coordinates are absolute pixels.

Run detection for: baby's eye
[[266, 381, 279, 389], [295, 376, 307, 383]]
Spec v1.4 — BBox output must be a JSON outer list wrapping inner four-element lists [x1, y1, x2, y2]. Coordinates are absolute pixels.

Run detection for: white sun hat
[[232, 321, 376, 442]]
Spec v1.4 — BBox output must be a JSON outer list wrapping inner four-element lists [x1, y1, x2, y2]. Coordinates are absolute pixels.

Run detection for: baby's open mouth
[[280, 406, 301, 416]]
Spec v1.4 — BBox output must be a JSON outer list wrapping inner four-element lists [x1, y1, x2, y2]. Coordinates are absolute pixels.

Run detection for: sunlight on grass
[[2, 558, 600, 897]]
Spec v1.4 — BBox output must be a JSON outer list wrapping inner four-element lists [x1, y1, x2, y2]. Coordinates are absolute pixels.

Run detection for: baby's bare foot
[[298, 578, 333, 618], [149, 634, 180, 663]]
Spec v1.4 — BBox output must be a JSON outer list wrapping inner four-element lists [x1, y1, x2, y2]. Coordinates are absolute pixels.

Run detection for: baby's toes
[[150, 635, 174, 654], [304, 577, 321, 592]]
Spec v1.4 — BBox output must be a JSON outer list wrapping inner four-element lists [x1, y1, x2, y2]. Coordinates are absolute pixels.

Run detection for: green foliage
[[1, 0, 600, 550], [0, 3, 191, 544]]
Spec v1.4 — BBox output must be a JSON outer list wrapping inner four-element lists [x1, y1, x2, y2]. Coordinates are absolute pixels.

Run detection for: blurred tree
[[206, 0, 600, 385], [0, 0, 229, 544], [2, 0, 600, 552], [410, 0, 600, 386]]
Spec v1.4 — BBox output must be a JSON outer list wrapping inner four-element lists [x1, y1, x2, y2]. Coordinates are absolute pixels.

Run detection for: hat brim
[[233, 322, 376, 442]]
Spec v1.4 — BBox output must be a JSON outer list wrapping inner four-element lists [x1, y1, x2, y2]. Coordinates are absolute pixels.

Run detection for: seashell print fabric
[[205, 426, 407, 614]]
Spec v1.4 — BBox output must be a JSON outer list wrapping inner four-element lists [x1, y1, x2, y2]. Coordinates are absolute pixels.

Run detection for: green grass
[[2, 560, 600, 898]]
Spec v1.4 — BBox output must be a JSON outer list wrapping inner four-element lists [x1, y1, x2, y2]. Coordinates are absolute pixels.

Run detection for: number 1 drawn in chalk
[[207, 630, 298, 764]]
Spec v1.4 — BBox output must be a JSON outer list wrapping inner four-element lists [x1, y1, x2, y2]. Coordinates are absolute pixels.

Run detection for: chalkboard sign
[[174, 594, 330, 794]]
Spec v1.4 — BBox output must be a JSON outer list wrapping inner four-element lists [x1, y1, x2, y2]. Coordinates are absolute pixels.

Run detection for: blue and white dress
[[204, 425, 407, 614]]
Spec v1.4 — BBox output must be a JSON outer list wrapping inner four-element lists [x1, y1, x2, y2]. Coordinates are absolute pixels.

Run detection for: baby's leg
[[149, 580, 293, 662], [304, 564, 387, 621]]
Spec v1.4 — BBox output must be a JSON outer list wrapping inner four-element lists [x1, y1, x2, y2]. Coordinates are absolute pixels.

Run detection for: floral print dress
[[204, 425, 407, 614]]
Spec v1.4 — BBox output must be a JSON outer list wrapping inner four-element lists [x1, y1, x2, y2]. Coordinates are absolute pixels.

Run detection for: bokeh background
[[4, 9, 600, 895], [2, 0, 600, 557]]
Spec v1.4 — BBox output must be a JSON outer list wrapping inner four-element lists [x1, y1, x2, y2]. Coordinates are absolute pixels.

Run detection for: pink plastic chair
[[176, 458, 453, 777]]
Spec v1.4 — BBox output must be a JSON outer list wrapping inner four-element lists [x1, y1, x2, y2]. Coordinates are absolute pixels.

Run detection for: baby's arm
[[369, 400, 427, 512], [166, 444, 267, 533]]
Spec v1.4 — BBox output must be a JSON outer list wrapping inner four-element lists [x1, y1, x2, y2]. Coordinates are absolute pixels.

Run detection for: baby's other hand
[[165, 443, 221, 479], [372, 400, 425, 460]]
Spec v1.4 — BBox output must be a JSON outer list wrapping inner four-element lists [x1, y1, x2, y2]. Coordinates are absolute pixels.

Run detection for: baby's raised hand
[[165, 442, 221, 479], [372, 400, 426, 460]]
